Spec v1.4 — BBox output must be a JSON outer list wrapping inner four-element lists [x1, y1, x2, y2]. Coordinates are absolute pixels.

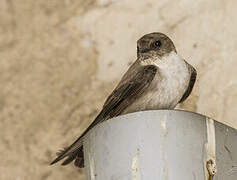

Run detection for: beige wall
[[0, 0, 236, 179]]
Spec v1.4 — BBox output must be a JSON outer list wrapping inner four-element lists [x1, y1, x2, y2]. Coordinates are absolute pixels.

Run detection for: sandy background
[[0, 0, 236, 179]]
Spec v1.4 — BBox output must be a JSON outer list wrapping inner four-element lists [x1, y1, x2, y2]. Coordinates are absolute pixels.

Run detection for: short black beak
[[137, 46, 150, 54], [140, 48, 150, 53], [137, 46, 140, 54]]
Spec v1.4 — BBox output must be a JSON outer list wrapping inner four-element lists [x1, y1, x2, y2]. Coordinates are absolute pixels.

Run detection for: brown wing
[[51, 65, 157, 166], [179, 65, 197, 103]]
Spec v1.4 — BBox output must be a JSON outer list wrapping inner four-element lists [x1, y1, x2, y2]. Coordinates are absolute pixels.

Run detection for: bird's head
[[137, 32, 176, 60]]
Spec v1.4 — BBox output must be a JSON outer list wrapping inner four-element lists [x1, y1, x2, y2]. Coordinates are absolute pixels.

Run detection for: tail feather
[[50, 139, 83, 167], [61, 151, 78, 166], [56, 147, 68, 156], [74, 155, 84, 168], [60, 146, 84, 166], [51, 112, 104, 167]]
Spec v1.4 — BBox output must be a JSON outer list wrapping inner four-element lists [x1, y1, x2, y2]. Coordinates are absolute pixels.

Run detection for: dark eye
[[154, 40, 162, 47]]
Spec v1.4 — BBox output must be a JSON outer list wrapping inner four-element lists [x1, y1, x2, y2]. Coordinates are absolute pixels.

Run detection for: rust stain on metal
[[206, 159, 217, 180], [131, 148, 141, 180], [89, 152, 96, 180], [204, 118, 217, 180]]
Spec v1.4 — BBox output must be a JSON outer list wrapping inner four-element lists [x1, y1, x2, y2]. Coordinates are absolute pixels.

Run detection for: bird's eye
[[154, 40, 162, 47]]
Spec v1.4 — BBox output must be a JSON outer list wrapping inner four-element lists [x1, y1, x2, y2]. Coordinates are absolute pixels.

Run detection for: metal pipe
[[83, 110, 237, 180]]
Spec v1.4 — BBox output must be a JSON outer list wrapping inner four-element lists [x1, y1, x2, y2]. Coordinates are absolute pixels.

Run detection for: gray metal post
[[83, 110, 237, 180]]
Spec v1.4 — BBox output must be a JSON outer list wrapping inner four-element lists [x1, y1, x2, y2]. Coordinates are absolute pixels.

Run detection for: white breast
[[152, 51, 190, 108], [123, 51, 191, 114]]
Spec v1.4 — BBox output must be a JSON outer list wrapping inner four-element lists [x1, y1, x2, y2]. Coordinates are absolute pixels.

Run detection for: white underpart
[[147, 51, 190, 108], [124, 51, 190, 113]]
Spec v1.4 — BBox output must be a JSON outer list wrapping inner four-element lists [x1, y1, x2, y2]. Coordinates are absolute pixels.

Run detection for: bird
[[50, 32, 197, 168]]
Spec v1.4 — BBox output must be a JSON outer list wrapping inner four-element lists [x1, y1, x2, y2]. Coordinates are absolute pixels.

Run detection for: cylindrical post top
[[83, 110, 237, 180]]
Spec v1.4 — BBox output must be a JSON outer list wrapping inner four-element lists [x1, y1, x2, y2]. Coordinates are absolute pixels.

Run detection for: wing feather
[[50, 65, 157, 166], [179, 64, 196, 103]]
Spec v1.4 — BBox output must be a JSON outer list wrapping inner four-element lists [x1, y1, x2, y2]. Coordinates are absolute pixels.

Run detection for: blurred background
[[0, 0, 236, 179]]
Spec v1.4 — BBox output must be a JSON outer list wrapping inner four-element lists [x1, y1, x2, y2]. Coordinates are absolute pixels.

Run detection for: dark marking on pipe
[[224, 145, 233, 160], [206, 159, 216, 180]]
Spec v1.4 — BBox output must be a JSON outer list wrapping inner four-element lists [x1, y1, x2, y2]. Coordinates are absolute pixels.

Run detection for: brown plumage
[[50, 32, 196, 168]]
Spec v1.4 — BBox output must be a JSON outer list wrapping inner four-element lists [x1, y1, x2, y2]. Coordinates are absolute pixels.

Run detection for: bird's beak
[[140, 48, 150, 53]]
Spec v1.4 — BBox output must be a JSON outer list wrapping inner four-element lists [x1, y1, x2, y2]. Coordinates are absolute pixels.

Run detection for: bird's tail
[[50, 139, 84, 168], [50, 111, 106, 167]]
